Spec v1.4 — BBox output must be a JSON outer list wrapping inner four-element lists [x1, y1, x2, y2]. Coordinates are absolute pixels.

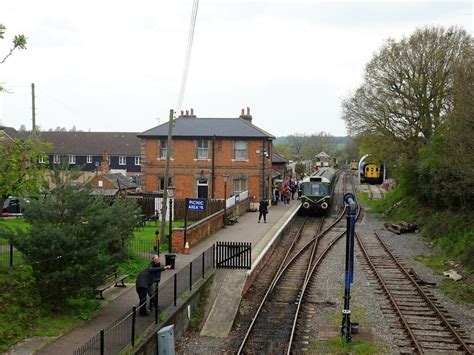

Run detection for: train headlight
[[303, 202, 310, 209], [321, 202, 328, 209]]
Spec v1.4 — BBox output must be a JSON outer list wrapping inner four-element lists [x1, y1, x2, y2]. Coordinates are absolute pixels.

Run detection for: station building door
[[197, 179, 208, 199]]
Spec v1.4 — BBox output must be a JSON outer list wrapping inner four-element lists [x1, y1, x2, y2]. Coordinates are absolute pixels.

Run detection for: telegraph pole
[[160, 109, 174, 244], [31, 83, 36, 131]]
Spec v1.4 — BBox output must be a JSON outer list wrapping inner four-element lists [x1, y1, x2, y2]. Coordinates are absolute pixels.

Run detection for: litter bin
[[165, 253, 176, 269]]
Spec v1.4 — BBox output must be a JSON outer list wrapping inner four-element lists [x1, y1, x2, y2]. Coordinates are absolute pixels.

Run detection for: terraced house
[[138, 108, 275, 202]]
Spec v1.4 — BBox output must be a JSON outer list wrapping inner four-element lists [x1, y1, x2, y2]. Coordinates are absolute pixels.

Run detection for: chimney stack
[[101, 149, 110, 175], [239, 107, 253, 123], [179, 108, 197, 118]]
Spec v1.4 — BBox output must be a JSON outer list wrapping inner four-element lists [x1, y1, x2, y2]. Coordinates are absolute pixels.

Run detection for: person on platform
[[136, 255, 170, 315], [258, 199, 269, 223]]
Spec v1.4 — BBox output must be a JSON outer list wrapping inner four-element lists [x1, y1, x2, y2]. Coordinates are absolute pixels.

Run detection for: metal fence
[[0, 242, 24, 268], [74, 244, 215, 355], [215, 241, 252, 269]]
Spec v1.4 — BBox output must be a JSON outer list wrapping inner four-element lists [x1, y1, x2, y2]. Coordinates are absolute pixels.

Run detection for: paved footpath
[[29, 199, 298, 355]]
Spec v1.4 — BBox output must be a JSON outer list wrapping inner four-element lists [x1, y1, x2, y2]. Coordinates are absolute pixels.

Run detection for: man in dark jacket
[[136, 255, 169, 315], [147, 255, 169, 311], [258, 199, 269, 223]]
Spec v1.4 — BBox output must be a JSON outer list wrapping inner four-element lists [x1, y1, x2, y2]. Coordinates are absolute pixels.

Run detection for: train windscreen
[[302, 182, 329, 196]]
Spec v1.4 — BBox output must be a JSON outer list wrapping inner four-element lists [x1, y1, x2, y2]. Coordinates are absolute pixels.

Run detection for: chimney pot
[[241, 108, 245, 116], [181, 110, 184, 116], [191, 108, 194, 116], [186, 110, 189, 116], [247, 107, 250, 115]]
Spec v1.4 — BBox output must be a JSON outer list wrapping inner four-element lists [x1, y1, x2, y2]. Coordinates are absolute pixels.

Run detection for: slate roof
[[137, 117, 275, 139], [272, 152, 289, 164], [0, 127, 20, 140], [37, 132, 141, 156]]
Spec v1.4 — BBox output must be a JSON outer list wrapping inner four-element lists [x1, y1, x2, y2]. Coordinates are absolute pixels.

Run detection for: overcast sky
[[0, 1, 472, 137]]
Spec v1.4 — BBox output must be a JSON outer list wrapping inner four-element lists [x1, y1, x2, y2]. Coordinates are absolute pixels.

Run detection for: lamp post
[[166, 186, 176, 268], [222, 174, 229, 227]]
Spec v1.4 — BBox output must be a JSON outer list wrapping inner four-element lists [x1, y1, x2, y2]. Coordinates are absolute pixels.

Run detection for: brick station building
[[137, 108, 275, 202]]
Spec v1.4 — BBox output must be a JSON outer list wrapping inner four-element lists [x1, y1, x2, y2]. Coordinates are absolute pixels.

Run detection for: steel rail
[[356, 232, 425, 354], [287, 172, 360, 354], [236, 216, 321, 354], [237, 173, 348, 354], [374, 232, 472, 354]]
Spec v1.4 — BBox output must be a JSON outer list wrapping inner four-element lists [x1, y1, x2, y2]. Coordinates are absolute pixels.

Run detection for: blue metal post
[[341, 193, 356, 342]]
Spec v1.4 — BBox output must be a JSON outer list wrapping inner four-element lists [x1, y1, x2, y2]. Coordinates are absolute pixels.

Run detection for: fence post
[[100, 329, 104, 355], [10, 241, 13, 267], [174, 274, 177, 306], [155, 282, 159, 325], [202, 251, 205, 278], [212, 243, 215, 269], [131, 306, 136, 347], [189, 262, 192, 291]]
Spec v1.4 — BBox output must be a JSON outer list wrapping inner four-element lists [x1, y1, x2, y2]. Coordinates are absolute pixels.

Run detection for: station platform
[[200, 199, 300, 338], [33, 198, 300, 354]]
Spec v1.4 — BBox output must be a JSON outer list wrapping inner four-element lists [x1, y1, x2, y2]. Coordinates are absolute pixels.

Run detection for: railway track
[[236, 172, 357, 354], [357, 232, 473, 354]]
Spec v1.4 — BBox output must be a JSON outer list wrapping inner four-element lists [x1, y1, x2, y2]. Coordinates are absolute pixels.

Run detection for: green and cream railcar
[[299, 167, 336, 214]]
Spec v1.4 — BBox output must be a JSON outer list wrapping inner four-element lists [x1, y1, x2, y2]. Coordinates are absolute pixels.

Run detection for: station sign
[[186, 198, 206, 212]]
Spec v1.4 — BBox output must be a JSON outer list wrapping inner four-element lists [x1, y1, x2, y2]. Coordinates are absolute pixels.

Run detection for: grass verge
[[0, 265, 100, 353], [308, 336, 387, 354], [414, 255, 474, 303]]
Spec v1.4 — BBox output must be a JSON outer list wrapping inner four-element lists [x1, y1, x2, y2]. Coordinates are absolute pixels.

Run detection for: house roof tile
[[37, 132, 141, 156], [138, 117, 275, 139]]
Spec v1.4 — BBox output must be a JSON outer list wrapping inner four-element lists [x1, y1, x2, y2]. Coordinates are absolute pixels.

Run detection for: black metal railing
[[215, 241, 251, 269], [0, 241, 24, 268], [74, 244, 215, 355]]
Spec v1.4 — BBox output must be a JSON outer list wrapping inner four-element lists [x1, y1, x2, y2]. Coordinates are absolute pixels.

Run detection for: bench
[[225, 211, 239, 225], [94, 266, 129, 300]]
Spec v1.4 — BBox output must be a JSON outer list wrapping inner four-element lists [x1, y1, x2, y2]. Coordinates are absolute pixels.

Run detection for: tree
[[0, 133, 51, 198], [273, 142, 292, 160], [0, 24, 27, 92], [287, 134, 307, 159], [301, 132, 336, 160], [342, 26, 472, 162], [2, 168, 140, 306]]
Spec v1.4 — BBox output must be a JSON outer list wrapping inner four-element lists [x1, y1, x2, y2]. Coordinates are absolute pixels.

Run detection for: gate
[[215, 241, 251, 269]]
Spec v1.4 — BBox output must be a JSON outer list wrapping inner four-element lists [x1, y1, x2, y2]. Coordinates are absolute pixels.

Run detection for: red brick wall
[[141, 137, 272, 201], [170, 199, 249, 252]]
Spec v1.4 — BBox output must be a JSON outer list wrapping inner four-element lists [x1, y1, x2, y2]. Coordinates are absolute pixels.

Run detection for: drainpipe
[[211, 135, 216, 198]]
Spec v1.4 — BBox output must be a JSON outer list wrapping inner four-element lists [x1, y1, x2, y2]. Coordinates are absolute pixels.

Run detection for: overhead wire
[[176, 0, 199, 113]]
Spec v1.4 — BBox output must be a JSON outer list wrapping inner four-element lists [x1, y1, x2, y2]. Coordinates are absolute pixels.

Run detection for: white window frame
[[159, 140, 167, 158], [196, 139, 209, 159], [119, 156, 126, 165], [233, 140, 248, 160], [38, 155, 44, 164], [232, 177, 248, 194], [135, 156, 141, 165], [87, 155, 92, 163], [69, 155, 76, 164], [53, 154, 60, 164], [107, 156, 111, 164]]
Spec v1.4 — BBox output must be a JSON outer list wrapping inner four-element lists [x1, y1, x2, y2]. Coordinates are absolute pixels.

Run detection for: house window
[[107, 156, 111, 164], [119, 156, 126, 165], [38, 155, 44, 164], [53, 155, 60, 164], [234, 140, 248, 160], [87, 155, 92, 163], [159, 140, 167, 158], [69, 155, 76, 164], [196, 140, 209, 159], [135, 156, 141, 165], [233, 177, 248, 194], [157, 176, 173, 191]]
